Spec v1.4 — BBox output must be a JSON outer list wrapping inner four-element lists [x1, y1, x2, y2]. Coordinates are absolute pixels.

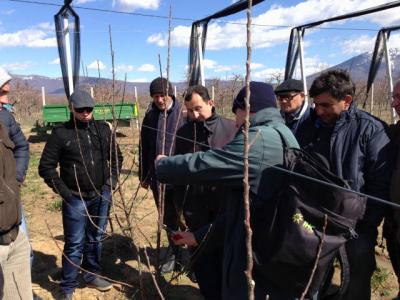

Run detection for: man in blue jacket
[[156, 82, 299, 299], [296, 69, 392, 299]]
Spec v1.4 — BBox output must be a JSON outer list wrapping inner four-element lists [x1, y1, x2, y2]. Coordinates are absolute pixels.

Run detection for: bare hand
[[171, 231, 198, 247], [155, 154, 167, 167]]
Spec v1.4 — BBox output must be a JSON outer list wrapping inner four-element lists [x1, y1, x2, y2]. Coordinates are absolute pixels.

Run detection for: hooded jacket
[[296, 103, 392, 228], [156, 107, 299, 299], [38, 116, 123, 200]]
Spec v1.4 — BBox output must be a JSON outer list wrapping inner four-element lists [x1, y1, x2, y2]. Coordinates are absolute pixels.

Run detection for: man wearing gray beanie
[[155, 81, 299, 299]]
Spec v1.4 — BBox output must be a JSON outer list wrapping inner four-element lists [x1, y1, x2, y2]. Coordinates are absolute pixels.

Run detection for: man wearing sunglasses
[[274, 78, 310, 135], [39, 90, 123, 300]]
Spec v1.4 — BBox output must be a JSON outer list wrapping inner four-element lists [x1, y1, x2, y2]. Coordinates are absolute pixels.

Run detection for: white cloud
[[137, 64, 155, 72], [252, 57, 328, 79], [49, 58, 60, 65], [304, 57, 330, 75], [250, 63, 264, 70], [128, 78, 148, 83], [201, 59, 239, 73], [112, 0, 160, 12], [203, 59, 217, 69], [87, 60, 106, 70], [147, 0, 400, 51], [115, 64, 134, 73], [341, 33, 400, 56], [1, 61, 34, 71], [0, 22, 56, 48], [253, 68, 285, 80]]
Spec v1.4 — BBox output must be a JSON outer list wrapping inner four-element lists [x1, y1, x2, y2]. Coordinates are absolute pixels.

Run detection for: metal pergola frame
[[366, 25, 400, 123], [284, 0, 400, 102], [187, 0, 264, 87]]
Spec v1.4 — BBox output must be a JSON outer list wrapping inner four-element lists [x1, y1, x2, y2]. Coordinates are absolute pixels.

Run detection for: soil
[[21, 126, 399, 300]]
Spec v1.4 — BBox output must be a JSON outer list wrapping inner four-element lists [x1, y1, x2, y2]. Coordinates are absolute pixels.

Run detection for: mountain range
[[10, 50, 400, 98]]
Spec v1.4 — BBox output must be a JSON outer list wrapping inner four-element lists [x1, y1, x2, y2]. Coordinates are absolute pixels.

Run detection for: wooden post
[[134, 86, 139, 129], [41, 86, 46, 107]]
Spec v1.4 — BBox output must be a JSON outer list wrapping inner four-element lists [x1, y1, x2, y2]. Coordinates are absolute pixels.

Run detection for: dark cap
[[274, 79, 304, 95], [232, 81, 277, 114], [149, 77, 173, 97], [69, 90, 95, 108]]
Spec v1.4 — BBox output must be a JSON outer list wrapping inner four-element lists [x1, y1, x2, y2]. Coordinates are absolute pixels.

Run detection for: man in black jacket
[[174, 85, 236, 299], [39, 90, 123, 299], [139, 77, 185, 273]]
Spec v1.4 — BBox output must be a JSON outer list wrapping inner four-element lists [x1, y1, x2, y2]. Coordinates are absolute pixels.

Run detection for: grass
[[371, 266, 392, 297], [46, 198, 63, 212]]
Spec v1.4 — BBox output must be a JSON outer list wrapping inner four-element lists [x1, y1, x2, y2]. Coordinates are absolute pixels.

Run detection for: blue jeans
[[19, 205, 33, 267], [60, 190, 110, 294]]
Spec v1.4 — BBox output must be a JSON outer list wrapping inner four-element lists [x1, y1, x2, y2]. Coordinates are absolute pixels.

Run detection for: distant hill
[[307, 49, 400, 84], [10, 49, 400, 96]]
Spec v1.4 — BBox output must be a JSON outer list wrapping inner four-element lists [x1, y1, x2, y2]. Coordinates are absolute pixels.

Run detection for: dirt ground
[[21, 126, 399, 300]]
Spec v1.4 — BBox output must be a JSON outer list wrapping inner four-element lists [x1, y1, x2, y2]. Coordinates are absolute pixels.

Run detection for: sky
[[1, 0, 400, 83]]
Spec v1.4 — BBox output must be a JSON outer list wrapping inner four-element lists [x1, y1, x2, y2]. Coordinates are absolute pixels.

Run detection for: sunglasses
[[277, 93, 299, 102], [75, 107, 93, 113]]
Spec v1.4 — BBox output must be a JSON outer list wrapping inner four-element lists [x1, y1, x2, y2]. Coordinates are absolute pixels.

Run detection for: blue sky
[[1, 0, 400, 82]]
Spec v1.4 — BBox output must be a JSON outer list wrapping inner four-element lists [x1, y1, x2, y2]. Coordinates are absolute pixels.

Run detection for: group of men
[[143, 69, 399, 300], [1, 65, 400, 300]]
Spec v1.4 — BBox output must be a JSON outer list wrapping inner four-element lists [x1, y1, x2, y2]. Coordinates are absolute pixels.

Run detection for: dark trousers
[[60, 189, 110, 294], [191, 246, 223, 300], [383, 214, 400, 292], [151, 182, 180, 232], [341, 226, 378, 300]]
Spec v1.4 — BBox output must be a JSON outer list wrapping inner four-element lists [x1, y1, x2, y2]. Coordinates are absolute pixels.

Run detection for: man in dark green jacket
[[156, 82, 299, 300]]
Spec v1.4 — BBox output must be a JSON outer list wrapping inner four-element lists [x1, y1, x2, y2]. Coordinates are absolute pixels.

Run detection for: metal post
[[297, 28, 308, 102], [383, 31, 396, 124], [212, 85, 215, 99], [63, 15, 74, 96], [90, 86, 94, 98], [197, 26, 205, 86], [370, 83, 374, 115], [134, 86, 139, 129], [41, 86, 46, 106]]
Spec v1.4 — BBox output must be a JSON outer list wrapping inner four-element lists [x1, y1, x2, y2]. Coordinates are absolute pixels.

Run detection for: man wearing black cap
[[39, 90, 123, 300], [139, 77, 185, 273], [274, 78, 310, 135], [155, 82, 299, 299]]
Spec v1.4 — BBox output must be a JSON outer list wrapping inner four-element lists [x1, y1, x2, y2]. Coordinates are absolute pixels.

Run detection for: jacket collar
[[313, 100, 357, 129], [69, 113, 94, 129], [281, 99, 309, 122], [250, 107, 284, 127]]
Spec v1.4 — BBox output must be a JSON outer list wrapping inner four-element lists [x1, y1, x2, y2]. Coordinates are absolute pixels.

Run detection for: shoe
[[160, 254, 175, 274], [59, 293, 73, 300], [86, 277, 113, 292]]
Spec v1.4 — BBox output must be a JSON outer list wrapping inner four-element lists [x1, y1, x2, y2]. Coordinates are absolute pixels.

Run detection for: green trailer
[[42, 102, 138, 127]]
